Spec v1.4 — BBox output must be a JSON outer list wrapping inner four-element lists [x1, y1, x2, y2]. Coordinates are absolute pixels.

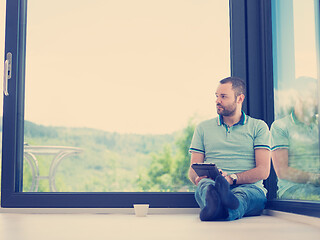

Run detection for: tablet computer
[[191, 163, 221, 180]]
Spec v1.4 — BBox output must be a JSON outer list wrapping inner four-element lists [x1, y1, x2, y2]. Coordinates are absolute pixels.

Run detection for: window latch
[[3, 52, 12, 96]]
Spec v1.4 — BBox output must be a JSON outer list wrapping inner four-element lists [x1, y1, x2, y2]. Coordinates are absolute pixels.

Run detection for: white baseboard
[[0, 207, 200, 215]]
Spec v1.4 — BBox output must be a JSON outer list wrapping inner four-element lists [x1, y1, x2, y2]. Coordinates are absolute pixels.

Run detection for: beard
[[216, 102, 237, 116]]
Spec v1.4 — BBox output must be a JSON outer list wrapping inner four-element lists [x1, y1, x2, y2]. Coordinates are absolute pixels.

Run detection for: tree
[[137, 120, 196, 192], [171, 120, 196, 191]]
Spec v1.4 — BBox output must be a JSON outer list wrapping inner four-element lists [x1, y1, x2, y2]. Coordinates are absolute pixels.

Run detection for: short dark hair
[[220, 77, 246, 97]]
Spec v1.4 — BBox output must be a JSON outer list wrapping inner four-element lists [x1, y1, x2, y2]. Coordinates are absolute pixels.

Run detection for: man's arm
[[224, 148, 271, 185], [272, 148, 320, 185], [188, 152, 205, 185]]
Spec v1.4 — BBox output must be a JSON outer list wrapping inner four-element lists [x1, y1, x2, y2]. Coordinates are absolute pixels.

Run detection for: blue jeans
[[281, 183, 320, 201], [195, 178, 267, 221]]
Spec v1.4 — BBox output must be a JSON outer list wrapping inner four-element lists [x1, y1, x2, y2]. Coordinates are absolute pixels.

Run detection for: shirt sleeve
[[189, 124, 205, 154], [270, 119, 289, 151], [253, 120, 271, 150]]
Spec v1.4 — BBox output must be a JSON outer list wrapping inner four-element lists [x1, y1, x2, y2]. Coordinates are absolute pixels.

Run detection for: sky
[[293, 0, 318, 79], [22, 0, 230, 134], [0, 0, 318, 134]]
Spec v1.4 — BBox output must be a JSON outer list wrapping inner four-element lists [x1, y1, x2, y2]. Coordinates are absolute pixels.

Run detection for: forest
[[13, 120, 196, 192]]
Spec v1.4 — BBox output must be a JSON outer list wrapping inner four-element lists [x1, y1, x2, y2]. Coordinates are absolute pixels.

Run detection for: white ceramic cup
[[133, 204, 149, 217]]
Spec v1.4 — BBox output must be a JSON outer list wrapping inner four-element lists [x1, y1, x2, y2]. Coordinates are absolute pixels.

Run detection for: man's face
[[295, 90, 318, 123], [215, 83, 238, 116]]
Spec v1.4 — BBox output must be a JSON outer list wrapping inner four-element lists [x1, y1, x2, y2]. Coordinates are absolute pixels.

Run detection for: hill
[[1, 119, 195, 192], [24, 120, 176, 155]]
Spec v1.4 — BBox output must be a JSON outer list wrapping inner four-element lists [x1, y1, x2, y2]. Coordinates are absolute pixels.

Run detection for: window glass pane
[[23, 0, 230, 192], [271, 0, 320, 201]]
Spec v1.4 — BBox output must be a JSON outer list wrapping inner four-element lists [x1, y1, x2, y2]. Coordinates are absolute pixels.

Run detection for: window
[[1, 0, 230, 207], [22, 0, 230, 193], [271, 0, 320, 202], [4, 0, 317, 212]]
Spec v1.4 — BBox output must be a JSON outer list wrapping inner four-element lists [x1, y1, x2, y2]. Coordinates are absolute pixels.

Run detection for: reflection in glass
[[271, 0, 320, 201], [271, 77, 320, 200]]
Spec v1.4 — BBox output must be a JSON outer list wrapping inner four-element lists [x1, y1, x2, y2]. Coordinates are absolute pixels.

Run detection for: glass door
[[22, 0, 230, 194], [271, 0, 320, 202], [2, 0, 230, 207]]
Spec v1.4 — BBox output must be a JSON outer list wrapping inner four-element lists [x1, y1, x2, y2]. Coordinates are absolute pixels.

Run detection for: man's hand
[[219, 169, 233, 185], [309, 173, 320, 186], [195, 176, 208, 186], [224, 175, 233, 185]]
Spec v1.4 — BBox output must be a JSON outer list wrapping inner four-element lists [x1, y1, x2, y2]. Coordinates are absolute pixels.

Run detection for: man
[[189, 77, 271, 221], [271, 77, 320, 200]]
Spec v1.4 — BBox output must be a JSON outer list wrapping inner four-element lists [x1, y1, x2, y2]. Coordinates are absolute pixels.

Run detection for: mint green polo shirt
[[189, 112, 271, 192], [270, 113, 319, 198]]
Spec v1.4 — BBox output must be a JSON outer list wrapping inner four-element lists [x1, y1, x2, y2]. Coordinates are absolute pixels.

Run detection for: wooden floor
[[0, 210, 319, 240]]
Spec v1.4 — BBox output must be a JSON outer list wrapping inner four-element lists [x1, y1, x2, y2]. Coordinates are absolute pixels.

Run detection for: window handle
[[3, 52, 12, 96]]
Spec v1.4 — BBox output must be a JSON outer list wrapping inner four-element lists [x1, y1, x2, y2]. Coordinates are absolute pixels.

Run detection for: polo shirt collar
[[290, 112, 298, 124], [290, 111, 318, 125], [218, 110, 246, 126]]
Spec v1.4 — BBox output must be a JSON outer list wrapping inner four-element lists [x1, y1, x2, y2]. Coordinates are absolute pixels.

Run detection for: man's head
[[219, 77, 246, 97], [215, 77, 246, 117], [292, 77, 318, 124]]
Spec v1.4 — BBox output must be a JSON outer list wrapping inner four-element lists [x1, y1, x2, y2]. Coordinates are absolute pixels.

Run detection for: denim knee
[[195, 178, 216, 209], [227, 185, 267, 221]]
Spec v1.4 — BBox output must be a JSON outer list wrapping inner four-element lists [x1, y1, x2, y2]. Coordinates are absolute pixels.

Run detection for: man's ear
[[237, 94, 245, 104]]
